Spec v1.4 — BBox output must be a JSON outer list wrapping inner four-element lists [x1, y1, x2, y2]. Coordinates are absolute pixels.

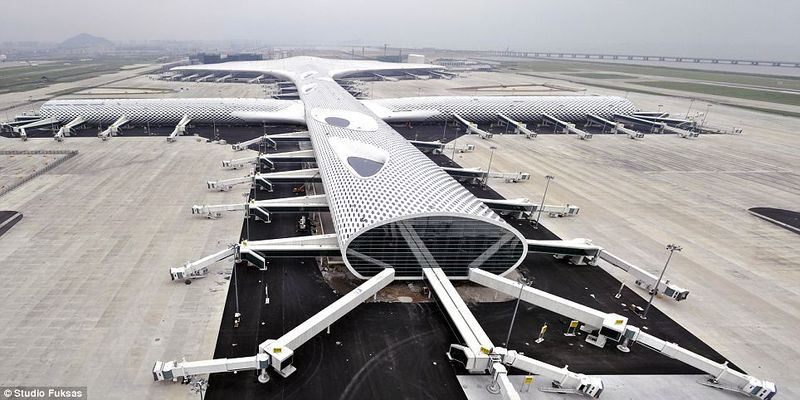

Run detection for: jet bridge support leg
[[99, 115, 130, 140], [468, 268, 775, 399], [423, 267, 603, 398], [54, 116, 86, 141], [595, 250, 689, 301], [541, 114, 592, 140], [167, 115, 191, 142], [453, 113, 493, 139], [524, 239, 689, 301], [497, 113, 537, 138], [154, 268, 395, 383], [232, 131, 312, 152]]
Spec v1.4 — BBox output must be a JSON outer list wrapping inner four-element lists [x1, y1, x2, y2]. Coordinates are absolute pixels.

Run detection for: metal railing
[[0, 150, 78, 198]]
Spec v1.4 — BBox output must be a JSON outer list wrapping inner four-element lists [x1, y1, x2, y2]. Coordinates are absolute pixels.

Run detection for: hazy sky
[[1, 0, 798, 59]]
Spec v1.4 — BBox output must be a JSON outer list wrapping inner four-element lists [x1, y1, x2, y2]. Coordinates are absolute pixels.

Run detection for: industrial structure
[[0, 56, 776, 400]]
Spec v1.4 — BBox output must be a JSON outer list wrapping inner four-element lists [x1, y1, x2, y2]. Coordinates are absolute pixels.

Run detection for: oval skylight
[[328, 137, 389, 178], [325, 116, 350, 128], [310, 109, 379, 132], [346, 156, 384, 177]]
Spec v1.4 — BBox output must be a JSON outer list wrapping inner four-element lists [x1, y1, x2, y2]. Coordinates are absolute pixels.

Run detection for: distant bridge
[[488, 50, 800, 68]]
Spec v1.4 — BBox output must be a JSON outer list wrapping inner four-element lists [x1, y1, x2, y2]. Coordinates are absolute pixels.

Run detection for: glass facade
[[346, 216, 524, 278]]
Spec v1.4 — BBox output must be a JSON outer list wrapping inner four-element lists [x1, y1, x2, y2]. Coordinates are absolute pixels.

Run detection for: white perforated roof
[[176, 57, 526, 273]]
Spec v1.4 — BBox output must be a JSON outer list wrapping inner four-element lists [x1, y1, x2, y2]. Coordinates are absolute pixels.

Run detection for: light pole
[[483, 146, 498, 188], [641, 243, 682, 319], [701, 104, 712, 127], [686, 98, 695, 119], [533, 175, 555, 229], [504, 276, 531, 347]]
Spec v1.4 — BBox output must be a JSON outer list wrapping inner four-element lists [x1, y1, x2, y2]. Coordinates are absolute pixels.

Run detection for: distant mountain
[[58, 33, 113, 49]]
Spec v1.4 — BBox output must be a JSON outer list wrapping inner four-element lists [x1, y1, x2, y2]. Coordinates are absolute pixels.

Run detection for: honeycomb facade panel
[[38, 96, 636, 126], [32, 58, 647, 280], [369, 95, 637, 123], [174, 57, 529, 279], [39, 98, 299, 125]]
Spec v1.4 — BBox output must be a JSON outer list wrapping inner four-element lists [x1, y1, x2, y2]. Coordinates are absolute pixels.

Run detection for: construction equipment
[[469, 269, 775, 399]]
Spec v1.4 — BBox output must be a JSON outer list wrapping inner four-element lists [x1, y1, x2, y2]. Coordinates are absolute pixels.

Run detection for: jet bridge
[[408, 140, 445, 154], [155, 268, 395, 383], [469, 269, 776, 399], [496, 113, 537, 138], [452, 113, 493, 139], [166, 115, 191, 142], [634, 115, 697, 129], [586, 114, 644, 139], [207, 168, 322, 192], [206, 173, 256, 192], [191, 195, 328, 221], [247, 74, 266, 84], [222, 149, 316, 170], [170, 233, 340, 280], [525, 238, 689, 301], [596, 250, 689, 301], [407, 140, 475, 155], [13, 117, 60, 136], [231, 131, 311, 151], [480, 198, 580, 219], [541, 114, 592, 140], [196, 74, 215, 82], [663, 125, 700, 138], [98, 115, 130, 140], [181, 73, 200, 82], [442, 167, 530, 184], [423, 267, 603, 398], [372, 73, 398, 82], [613, 114, 665, 134], [404, 71, 429, 80], [215, 74, 233, 83], [54, 116, 86, 141], [430, 70, 455, 80]]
